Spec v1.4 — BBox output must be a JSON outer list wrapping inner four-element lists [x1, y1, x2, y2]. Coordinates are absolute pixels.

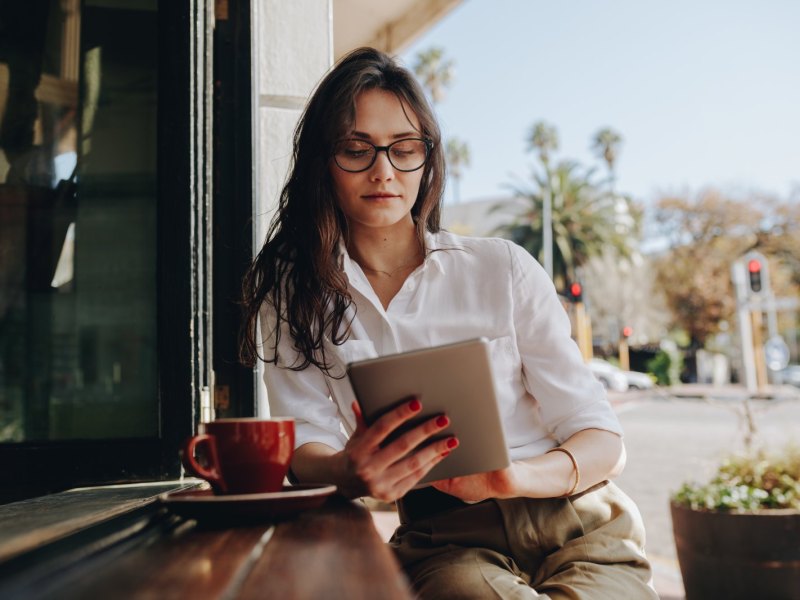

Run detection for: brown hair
[[240, 47, 445, 374]]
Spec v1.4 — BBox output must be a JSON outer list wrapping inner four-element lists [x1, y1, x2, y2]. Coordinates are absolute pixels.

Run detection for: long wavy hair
[[240, 47, 445, 374]]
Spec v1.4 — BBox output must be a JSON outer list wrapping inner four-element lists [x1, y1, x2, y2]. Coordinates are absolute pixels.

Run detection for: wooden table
[[0, 488, 414, 599]]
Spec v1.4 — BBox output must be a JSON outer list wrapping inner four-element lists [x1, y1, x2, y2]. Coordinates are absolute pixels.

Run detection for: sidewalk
[[666, 382, 800, 401], [649, 554, 685, 600]]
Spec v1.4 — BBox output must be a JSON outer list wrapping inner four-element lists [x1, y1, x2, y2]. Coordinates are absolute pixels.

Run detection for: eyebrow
[[351, 130, 420, 140]]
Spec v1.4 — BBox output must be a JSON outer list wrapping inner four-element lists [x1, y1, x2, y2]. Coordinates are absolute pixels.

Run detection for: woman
[[241, 47, 656, 599]]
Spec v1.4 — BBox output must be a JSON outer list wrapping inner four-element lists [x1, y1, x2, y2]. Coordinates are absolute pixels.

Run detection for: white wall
[[252, 0, 333, 415]]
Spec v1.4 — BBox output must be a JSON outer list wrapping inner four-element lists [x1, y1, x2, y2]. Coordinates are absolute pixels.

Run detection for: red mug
[[182, 418, 295, 494]]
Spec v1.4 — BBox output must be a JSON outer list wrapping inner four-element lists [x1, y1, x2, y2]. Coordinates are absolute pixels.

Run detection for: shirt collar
[[424, 230, 447, 275], [336, 239, 359, 283]]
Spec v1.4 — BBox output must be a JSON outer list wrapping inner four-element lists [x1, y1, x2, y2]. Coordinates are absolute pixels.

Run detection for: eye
[[337, 140, 372, 158], [390, 140, 423, 157]]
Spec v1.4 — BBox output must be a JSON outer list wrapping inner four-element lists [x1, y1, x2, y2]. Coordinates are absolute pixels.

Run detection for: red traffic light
[[748, 259, 762, 293], [621, 326, 632, 339]]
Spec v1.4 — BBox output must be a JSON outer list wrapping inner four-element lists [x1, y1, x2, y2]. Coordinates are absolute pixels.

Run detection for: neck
[[346, 219, 423, 276]]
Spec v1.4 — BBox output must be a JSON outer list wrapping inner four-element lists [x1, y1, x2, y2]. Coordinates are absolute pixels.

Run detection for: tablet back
[[347, 338, 510, 485]]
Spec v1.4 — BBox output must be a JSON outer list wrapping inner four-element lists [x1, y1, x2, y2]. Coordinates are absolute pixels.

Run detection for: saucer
[[159, 483, 338, 523]]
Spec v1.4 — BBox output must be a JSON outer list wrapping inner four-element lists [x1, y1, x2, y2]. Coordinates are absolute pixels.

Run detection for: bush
[[646, 350, 672, 386], [672, 446, 800, 511]]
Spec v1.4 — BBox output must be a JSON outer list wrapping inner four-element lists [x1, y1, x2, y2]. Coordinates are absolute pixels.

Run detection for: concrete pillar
[[252, 0, 332, 414]]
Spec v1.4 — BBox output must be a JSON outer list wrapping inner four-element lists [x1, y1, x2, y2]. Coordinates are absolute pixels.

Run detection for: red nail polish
[[441, 451, 451, 458], [446, 437, 458, 449], [436, 415, 449, 428], [409, 398, 421, 412]]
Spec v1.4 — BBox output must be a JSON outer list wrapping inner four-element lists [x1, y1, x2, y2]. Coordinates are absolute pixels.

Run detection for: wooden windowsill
[[0, 480, 200, 564]]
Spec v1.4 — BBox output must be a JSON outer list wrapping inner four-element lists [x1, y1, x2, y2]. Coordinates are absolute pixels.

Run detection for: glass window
[[0, 0, 159, 442]]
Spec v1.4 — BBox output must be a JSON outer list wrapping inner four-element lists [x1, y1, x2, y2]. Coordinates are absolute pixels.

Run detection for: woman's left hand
[[431, 463, 520, 503]]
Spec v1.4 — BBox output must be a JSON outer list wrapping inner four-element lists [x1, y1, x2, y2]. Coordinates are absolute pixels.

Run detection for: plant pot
[[670, 501, 800, 600]]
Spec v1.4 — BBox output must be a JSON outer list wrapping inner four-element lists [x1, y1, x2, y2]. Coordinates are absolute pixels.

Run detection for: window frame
[[211, 0, 256, 420], [0, 0, 247, 503]]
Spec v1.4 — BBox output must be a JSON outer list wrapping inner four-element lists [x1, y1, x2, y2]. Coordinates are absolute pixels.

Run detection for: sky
[[401, 0, 800, 207]]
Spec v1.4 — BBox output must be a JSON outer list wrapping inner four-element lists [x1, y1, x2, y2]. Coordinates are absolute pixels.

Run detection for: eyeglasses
[[333, 138, 431, 173]]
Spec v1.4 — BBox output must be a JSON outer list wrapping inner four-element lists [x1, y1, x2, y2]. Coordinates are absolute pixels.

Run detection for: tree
[[527, 121, 559, 168], [756, 198, 800, 287], [445, 137, 470, 203], [652, 190, 800, 354], [525, 120, 560, 278], [413, 47, 472, 204], [581, 248, 670, 346], [412, 47, 454, 105], [497, 160, 638, 290], [651, 191, 762, 347], [591, 127, 623, 189]]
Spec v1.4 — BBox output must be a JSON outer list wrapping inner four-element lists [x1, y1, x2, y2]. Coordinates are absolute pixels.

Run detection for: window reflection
[[0, 0, 158, 441]]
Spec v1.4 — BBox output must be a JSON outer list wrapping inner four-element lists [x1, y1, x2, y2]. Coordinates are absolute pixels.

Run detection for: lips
[[362, 192, 399, 200]]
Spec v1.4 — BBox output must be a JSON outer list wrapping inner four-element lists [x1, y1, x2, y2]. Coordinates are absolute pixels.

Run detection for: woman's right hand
[[335, 398, 458, 501]]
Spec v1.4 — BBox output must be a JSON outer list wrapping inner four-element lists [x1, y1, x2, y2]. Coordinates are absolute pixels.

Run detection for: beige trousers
[[391, 482, 658, 600]]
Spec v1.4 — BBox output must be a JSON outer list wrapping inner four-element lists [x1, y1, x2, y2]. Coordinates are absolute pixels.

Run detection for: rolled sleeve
[[508, 243, 623, 442]]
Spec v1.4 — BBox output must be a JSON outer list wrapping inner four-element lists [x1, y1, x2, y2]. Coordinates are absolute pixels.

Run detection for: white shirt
[[261, 231, 622, 461]]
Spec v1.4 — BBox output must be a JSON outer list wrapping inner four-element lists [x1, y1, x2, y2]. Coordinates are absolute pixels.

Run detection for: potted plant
[[670, 441, 800, 600]]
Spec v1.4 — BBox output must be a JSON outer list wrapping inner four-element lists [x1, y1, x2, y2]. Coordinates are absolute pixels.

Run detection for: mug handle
[[182, 434, 226, 493]]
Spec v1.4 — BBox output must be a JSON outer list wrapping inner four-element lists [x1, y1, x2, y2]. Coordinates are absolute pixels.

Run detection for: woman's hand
[[431, 464, 521, 503], [431, 429, 626, 502], [336, 398, 458, 502]]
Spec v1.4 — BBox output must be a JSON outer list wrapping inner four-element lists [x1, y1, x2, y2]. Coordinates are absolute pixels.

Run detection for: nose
[[368, 149, 395, 181]]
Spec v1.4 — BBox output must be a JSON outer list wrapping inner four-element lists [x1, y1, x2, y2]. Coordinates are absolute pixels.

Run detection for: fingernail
[[409, 398, 421, 412], [446, 437, 459, 449], [441, 451, 451, 458], [435, 415, 449, 428]]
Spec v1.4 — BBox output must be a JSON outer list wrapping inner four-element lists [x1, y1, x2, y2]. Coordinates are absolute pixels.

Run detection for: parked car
[[589, 359, 629, 392], [623, 369, 656, 390], [589, 358, 655, 391]]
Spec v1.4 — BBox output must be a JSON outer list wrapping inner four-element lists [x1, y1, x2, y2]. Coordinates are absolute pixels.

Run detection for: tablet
[[347, 338, 510, 485]]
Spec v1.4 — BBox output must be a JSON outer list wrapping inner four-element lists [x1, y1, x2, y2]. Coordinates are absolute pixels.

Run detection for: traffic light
[[568, 282, 583, 303], [748, 258, 762, 293], [621, 326, 632, 339]]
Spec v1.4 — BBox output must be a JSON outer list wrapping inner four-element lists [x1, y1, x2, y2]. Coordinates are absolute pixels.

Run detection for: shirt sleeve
[[260, 304, 348, 451], [507, 242, 624, 442]]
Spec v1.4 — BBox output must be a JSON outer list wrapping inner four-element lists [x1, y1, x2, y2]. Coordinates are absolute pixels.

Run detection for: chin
[[351, 209, 413, 230]]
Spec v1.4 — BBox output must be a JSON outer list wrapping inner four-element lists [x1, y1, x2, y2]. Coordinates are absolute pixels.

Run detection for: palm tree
[[445, 137, 470, 203], [412, 47, 454, 105], [413, 48, 470, 203], [591, 127, 623, 190], [526, 121, 559, 278], [497, 161, 636, 290], [527, 121, 559, 168]]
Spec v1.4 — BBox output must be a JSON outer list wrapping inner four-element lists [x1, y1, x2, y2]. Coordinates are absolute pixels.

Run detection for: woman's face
[[330, 88, 425, 235]]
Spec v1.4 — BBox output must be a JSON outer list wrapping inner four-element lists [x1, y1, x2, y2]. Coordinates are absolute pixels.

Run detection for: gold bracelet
[[546, 447, 580, 497]]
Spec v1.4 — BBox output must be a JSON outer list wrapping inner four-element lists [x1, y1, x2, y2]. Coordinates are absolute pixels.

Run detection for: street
[[612, 386, 800, 599]]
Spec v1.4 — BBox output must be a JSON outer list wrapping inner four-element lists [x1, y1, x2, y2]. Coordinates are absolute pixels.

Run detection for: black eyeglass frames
[[333, 137, 431, 173]]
